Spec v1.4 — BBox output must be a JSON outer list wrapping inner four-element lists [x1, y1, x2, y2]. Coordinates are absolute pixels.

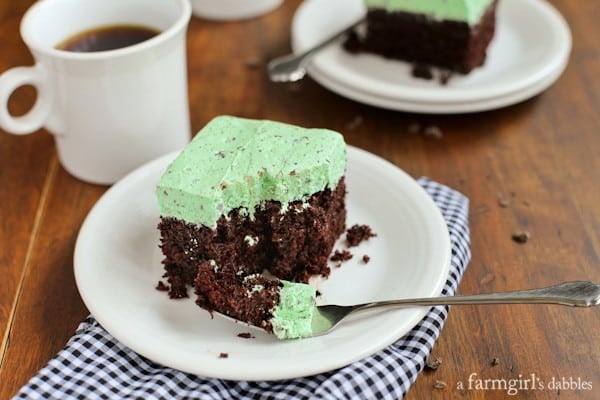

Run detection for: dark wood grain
[[1, 0, 599, 398]]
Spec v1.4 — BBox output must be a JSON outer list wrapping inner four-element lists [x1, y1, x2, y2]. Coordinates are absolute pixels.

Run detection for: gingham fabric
[[15, 178, 470, 400]]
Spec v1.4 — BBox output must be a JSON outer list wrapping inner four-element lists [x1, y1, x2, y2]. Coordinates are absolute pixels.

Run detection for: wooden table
[[1, 1, 599, 398]]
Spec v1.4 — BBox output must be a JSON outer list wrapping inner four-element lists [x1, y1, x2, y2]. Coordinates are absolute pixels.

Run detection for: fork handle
[[356, 281, 600, 311], [296, 17, 363, 60], [267, 17, 364, 82]]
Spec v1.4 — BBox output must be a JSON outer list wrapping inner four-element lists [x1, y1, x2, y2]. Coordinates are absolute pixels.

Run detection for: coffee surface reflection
[[56, 25, 160, 52]]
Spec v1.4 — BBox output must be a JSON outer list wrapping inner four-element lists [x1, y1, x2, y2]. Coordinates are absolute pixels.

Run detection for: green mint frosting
[[156, 116, 346, 227], [272, 281, 316, 340], [364, 0, 495, 25]]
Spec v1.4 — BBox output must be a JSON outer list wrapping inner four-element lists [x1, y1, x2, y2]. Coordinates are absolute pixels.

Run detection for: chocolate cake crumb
[[155, 280, 169, 292], [439, 70, 453, 85], [330, 249, 353, 262], [491, 357, 500, 366], [346, 224, 377, 247], [362, 255, 370, 264], [219, 352, 229, 359], [423, 125, 443, 139], [512, 230, 530, 243], [237, 332, 255, 339], [412, 63, 434, 80], [426, 357, 442, 370]]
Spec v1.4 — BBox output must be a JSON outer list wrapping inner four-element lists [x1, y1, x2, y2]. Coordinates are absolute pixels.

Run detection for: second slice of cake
[[346, 0, 499, 75], [156, 116, 347, 299]]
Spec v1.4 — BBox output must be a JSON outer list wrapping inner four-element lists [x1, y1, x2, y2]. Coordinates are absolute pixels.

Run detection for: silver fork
[[310, 281, 600, 337], [267, 17, 364, 83]]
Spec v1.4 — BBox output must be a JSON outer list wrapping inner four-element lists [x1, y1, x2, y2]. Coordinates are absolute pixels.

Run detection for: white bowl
[[189, 0, 283, 21]]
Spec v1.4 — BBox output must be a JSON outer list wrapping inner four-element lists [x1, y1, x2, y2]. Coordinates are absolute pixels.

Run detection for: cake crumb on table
[[425, 357, 443, 370], [218, 352, 229, 359], [511, 230, 530, 243], [362, 255, 370, 264]]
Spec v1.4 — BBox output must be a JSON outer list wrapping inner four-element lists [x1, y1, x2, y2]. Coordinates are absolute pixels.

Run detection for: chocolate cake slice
[[195, 261, 317, 339], [156, 116, 347, 300], [346, 0, 499, 74]]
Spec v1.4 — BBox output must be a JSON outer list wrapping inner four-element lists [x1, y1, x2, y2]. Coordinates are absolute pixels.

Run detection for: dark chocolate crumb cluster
[[511, 230, 530, 244], [330, 249, 353, 262], [155, 280, 169, 292], [329, 224, 378, 266], [346, 224, 377, 247], [425, 357, 443, 370]]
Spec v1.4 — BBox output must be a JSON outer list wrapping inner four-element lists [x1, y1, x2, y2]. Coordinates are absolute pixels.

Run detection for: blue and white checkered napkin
[[15, 178, 470, 399]]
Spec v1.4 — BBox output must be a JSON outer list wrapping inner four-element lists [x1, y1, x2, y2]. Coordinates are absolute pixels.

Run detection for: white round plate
[[291, 0, 572, 113], [74, 146, 451, 381]]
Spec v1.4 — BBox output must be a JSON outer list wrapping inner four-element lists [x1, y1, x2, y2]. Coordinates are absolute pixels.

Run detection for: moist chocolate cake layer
[[158, 178, 346, 298], [195, 261, 281, 332]]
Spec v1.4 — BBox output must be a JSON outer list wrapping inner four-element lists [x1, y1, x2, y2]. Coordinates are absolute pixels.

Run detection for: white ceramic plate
[[291, 0, 572, 113], [74, 146, 451, 380]]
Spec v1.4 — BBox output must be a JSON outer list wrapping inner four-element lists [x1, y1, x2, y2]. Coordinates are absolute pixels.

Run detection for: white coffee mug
[[0, 0, 192, 184], [190, 0, 283, 21]]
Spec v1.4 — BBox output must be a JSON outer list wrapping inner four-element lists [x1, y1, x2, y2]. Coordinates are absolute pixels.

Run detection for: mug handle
[[0, 64, 51, 135]]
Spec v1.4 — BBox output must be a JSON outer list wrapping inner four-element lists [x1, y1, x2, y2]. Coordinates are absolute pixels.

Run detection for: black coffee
[[56, 25, 160, 53]]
